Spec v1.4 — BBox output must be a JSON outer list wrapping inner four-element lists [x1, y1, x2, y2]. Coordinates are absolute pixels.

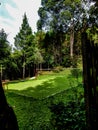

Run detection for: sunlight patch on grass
[[7, 75, 57, 90], [6, 68, 82, 99]]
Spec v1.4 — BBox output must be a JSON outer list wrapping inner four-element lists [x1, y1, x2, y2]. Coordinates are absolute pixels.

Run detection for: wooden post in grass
[[0, 80, 19, 130], [82, 32, 98, 130]]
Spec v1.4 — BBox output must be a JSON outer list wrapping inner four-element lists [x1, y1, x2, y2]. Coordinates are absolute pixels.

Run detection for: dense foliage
[[0, 29, 11, 79], [0, 0, 98, 129], [50, 100, 86, 130], [0, 0, 97, 80], [5, 69, 85, 130], [0, 29, 10, 62]]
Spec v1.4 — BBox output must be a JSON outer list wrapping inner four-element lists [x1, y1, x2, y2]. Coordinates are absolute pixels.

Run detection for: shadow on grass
[[7, 76, 70, 99], [6, 68, 83, 100], [5, 71, 84, 130]]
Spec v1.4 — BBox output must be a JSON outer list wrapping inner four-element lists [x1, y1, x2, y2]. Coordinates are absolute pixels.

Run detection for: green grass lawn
[[6, 68, 82, 99], [5, 68, 84, 130]]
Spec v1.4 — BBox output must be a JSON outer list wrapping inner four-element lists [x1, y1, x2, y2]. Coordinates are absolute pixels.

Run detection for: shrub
[[70, 68, 83, 79], [63, 56, 72, 67], [53, 66, 64, 73], [49, 100, 86, 130]]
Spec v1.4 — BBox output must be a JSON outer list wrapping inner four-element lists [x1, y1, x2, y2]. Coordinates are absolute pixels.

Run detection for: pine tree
[[0, 29, 10, 63], [0, 29, 11, 80], [14, 13, 34, 79]]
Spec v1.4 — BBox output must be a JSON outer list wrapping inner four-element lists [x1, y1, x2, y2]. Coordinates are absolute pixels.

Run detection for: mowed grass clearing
[[6, 68, 82, 99], [5, 68, 83, 129]]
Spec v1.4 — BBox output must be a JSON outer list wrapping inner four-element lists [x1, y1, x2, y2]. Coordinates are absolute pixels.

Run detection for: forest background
[[0, 0, 98, 80]]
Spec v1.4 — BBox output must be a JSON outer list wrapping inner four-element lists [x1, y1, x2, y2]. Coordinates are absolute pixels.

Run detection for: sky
[[0, 0, 41, 46]]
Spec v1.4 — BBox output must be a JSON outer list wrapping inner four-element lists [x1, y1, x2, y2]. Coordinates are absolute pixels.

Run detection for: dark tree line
[[0, 0, 97, 80], [0, 15, 82, 80]]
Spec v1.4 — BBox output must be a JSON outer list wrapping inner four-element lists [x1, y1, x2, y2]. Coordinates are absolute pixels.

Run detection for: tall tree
[[6, 50, 23, 80], [14, 13, 34, 78], [43, 30, 66, 66], [0, 29, 10, 62], [37, 0, 82, 58], [81, 1, 98, 129], [29, 31, 45, 72], [0, 29, 11, 80], [37, 0, 96, 59]]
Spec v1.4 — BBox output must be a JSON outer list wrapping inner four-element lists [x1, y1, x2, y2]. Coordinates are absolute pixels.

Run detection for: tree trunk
[[70, 26, 74, 58], [39, 63, 42, 71], [0, 80, 19, 130], [0, 65, 2, 80], [82, 32, 98, 130], [23, 62, 25, 79], [22, 52, 26, 79]]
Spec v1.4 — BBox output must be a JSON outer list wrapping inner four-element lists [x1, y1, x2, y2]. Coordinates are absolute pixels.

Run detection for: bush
[[53, 66, 64, 73], [49, 100, 86, 130], [63, 56, 72, 67], [70, 68, 83, 79], [62, 56, 79, 68]]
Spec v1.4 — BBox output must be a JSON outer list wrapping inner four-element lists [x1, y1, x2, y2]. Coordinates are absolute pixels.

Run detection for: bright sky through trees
[[0, 0, 41, 45]]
